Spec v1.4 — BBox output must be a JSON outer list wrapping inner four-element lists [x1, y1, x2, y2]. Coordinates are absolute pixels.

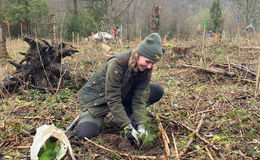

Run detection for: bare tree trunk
[[73, 0, 78, 15], [246, 0, 249, 25], [151, 5, 160, 33], [126, 9, 130, 41], [0, 20, 8, 58], [25, 0, 30, 36], [50, 14, 57, 44]]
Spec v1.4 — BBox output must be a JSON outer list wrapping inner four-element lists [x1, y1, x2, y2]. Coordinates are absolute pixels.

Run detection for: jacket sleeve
[[105, 59, 131, 128], [131, 72, 151, 125]]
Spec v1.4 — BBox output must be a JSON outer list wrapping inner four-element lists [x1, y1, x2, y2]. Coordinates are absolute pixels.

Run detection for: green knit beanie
[[136, 33, 163, 61]]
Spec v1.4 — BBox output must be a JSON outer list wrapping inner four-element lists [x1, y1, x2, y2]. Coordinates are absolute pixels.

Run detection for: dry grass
[[0, 35, 260, 159]]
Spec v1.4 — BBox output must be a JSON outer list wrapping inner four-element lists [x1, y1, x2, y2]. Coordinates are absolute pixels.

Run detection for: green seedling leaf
[[194, 85, 207, 92], [141, 133, 156, 147], [188, 132, 196, 138], [246, 146, 254, 156], [194, 145, 205, 154], [246, 129, 254, 138]]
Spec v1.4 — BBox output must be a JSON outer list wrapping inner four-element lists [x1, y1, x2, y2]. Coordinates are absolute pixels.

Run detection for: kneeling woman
[[76, 33, 164, 146]]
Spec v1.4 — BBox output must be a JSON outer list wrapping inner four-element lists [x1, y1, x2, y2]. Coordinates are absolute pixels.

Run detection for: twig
[[240, 46, 260, 50], [238, 150, 247, 160], [188, 109, 215, 119], [168, 121, 220, 152], [114, 0, 135, 17], [56, 69, 67, 93], [205, 146, 215, 160], [171, 133, 179, 158], [1, 105, 19, 128], [84, 137, 165, 160], [35, 33, 55, 93], [194, 98, 201, 113], [15, 146, 30, 149], [156, 114, 171, 159], [177, 114, 205, 159]]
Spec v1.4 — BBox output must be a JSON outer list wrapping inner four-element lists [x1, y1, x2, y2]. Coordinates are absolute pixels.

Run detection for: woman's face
[[137, 55, 157, 71]]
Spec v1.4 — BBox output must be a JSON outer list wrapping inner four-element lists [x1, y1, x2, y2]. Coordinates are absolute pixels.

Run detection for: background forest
[[0, 0, 259, 41]]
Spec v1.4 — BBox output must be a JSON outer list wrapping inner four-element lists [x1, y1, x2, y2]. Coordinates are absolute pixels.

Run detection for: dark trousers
[[123, 83, 164, 117], [76, 83, 164, 139]]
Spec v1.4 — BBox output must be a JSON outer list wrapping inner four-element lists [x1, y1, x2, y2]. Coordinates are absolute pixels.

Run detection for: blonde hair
[[128, 51, 139, 72]]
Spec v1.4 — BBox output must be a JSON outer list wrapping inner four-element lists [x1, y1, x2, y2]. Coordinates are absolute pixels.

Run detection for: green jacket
[[78, 51, 151, 127]]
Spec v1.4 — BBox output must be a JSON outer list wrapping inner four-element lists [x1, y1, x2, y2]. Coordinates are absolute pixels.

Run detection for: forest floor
[[0, 35, 260, 160]]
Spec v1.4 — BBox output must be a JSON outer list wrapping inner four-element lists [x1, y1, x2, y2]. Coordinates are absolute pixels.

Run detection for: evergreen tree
[[84, 0, 111, 22], [209, 0, 223, 33], [65, 9, 97, 41], [2, 0, 50, 37]]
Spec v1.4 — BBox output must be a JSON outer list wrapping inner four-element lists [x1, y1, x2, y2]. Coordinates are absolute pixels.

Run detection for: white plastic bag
[[30, 124, 76, 160]]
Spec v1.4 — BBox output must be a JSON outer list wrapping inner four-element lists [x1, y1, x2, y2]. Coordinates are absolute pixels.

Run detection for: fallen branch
[[84, 137, 165, 160], [156, 113, 171, 159], [182, 64, 235, 77], [240, 46, 260, 50], [215, 63, 256, 78], [176, 114, 205, 159]]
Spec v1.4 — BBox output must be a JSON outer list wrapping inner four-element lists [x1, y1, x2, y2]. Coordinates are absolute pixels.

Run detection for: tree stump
[[1, 37, 85, 95]]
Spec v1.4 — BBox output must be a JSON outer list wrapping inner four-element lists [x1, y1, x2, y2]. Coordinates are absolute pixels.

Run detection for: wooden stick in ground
[[156, 113, 171, 159], [226, 56, 231, 72], [177, 114, 205, 159], [84, 137, 165, 159], [201, 22, 206, 61], [255, 57, 260, 97]]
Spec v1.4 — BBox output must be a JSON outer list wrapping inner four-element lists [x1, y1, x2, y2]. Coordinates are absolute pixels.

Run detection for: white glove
[[137, 124, 148, 137], [124, 124, 140, 146]]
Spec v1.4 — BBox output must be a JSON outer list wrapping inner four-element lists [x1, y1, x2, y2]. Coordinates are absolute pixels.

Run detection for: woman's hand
[[124, 124, 140, 146]]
